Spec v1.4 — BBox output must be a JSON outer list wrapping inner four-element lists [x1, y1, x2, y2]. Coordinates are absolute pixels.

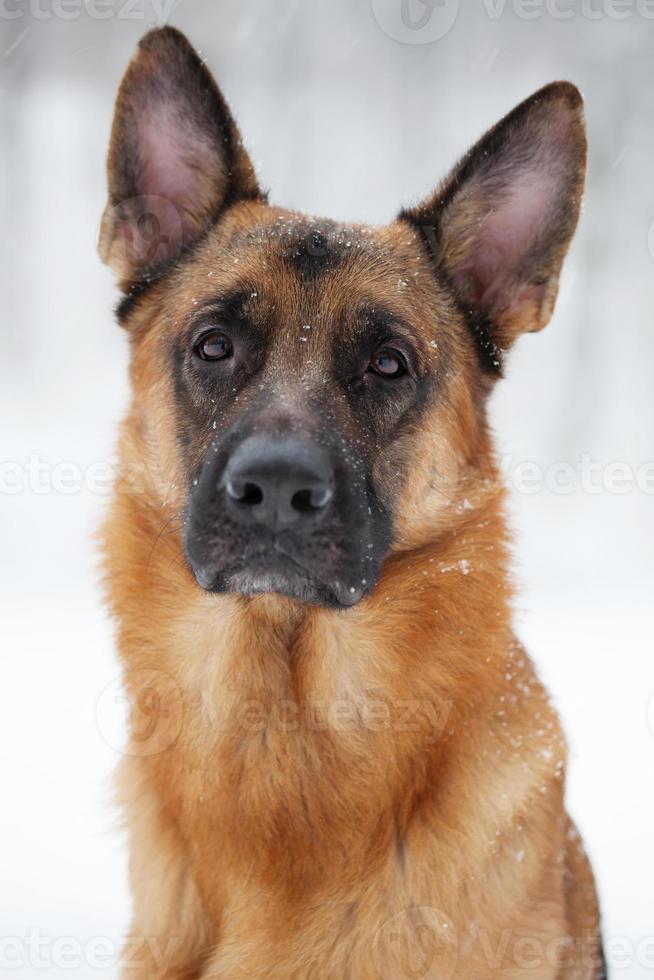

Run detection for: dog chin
[[190, 558, 366, 609], [226, 570, 333, 606]]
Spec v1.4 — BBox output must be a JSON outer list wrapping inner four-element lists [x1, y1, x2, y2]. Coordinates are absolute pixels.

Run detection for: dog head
[[100, 28, 586, 608]]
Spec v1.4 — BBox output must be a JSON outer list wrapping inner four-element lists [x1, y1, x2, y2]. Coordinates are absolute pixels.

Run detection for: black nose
[[224, 436, 334, 530]]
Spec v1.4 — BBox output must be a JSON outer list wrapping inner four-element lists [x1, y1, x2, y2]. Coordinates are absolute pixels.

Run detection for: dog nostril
[[291, 489, 313, 513], [226, 479, 264, 506], [291, 486, 333, 513], [241, 482, 263, 505]]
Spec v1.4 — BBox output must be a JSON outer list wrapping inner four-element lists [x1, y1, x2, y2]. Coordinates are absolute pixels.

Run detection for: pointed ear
[[400, 82, 586, 354], [99, 27, 262, 287]]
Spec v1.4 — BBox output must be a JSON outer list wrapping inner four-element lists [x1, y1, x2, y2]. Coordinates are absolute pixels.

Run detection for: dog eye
[[368, 348, 407, 379], [195, 331, 233, 361]]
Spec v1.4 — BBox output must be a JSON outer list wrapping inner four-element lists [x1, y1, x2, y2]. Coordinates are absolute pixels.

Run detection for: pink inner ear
[[454, 169, 558, 313], [138, 106, 215, 239]]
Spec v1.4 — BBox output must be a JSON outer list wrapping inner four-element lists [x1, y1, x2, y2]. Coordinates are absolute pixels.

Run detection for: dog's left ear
[[401, 82, 586, 351], [99, 27, 261, 286]]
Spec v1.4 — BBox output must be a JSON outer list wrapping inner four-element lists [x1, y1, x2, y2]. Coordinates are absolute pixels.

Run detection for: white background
[[1, 0, 653, 975]]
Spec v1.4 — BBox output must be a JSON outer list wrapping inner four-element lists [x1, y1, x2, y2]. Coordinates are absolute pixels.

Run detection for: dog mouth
[[189, 544, 367, 608], [183, 433, 390, 609]]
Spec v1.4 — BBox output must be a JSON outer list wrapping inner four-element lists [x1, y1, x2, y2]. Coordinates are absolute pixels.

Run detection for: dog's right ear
[[99, 27, 261, 287]]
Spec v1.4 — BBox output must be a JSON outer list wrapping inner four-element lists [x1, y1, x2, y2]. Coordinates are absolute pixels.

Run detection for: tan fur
[[100, 32, 601, 978], [105, 439, 601, 977], [103, 208, 601, 973]]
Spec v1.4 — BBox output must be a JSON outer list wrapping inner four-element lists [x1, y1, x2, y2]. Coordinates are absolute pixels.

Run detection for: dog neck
[[106, 479, 516, 905]]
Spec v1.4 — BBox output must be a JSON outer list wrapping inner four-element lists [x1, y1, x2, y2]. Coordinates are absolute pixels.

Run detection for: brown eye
[[195, 331, 233, 361], [368, 348, 406, 379]]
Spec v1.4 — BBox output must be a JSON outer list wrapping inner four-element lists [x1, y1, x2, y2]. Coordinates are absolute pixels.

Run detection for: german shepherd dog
[[100, 27, 603, 979]]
